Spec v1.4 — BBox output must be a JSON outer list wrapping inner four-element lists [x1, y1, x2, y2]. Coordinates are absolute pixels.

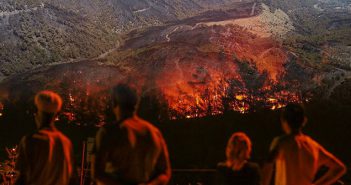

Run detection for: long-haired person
[[91, 84, 171, 185], [216, 132, 261, 185], [15, 91, 76, 185]]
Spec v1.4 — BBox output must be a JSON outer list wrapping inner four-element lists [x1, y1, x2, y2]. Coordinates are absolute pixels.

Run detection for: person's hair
[[226, 132, 252, 162], [281, 103, 306, 131], [111, 84, 138, 117], [35, 91, 62, 113], [34, 91, 62, 127]]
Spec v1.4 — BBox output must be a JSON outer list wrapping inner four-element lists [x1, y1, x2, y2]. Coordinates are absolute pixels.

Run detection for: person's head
[[226, 132, 252, 162], [280, 103, 307, 134], [34, 90, 62, 129], [111, 84, 138, 121]]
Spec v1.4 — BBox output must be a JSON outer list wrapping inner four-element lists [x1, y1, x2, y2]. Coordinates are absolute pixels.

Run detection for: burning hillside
[[0, 22, 315, 124], [102, 22, 315, 119], [1, 1, 349, 124]]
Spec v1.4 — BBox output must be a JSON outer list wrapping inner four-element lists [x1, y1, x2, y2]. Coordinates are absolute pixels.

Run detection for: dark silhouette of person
[[91, 84, 171, 185], [15, 91, 76, 185], [216, 132, 261, 185], [262, 103, 346, 185]]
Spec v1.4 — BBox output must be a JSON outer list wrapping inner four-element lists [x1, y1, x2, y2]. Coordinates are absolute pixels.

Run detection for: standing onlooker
[[91, 84, 171, 185], [262, 103, 346, 185], [216, 132, 261, 185], [15, 91, 76, 185]]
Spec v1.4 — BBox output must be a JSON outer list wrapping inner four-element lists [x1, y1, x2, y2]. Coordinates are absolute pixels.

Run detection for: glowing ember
[[267, 98, 278, 103], [69, 93, 75, 103], [235, 94, 247, 101], [0, 102, 3, 117]]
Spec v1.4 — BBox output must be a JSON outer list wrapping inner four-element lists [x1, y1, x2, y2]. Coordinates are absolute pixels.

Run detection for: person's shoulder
[[269, 135, 286, 148], [244, 162, 260, 173], [243, 162, 261, 180], [135, 116, 156, 128], [277, 134, 292, 142], [20, 130, 51, 147], [273, 134, 295, 146], [94, 123, 117, 141], [22, 131, 37, 139], [41, 128, 72, 145], [127, 116, 161, 134], [28, 130, 49, 141], [299, 134, 317, 143], [299, 134, 323, 149], [19, 132, 35, 146], [99, 122, 121, 134]]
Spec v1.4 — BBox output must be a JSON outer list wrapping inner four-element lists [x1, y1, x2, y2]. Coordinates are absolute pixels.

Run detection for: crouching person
[[15, 91, 76, 185], [91, 84, 171, 185]]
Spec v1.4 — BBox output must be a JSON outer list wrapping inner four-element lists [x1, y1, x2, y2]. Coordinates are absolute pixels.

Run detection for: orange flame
[[154, 26, 302, 119]]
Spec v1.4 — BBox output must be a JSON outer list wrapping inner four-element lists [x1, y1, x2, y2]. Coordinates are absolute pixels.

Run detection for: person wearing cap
[[91, 84, 171, 185], [15, 90, 76, 185], [262, 103, 346, 185]]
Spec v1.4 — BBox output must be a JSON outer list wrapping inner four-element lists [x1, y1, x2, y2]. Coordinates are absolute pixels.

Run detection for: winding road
[[133, 7, 151, 13], [250, 2, 257, 16], [166, 26, 180, 42]]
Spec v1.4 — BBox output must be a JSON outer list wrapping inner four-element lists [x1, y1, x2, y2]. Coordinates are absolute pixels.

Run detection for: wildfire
[[155, 27, 304, 119], [235, 94, 247, 101], [0, 102, 3, 117], [233, 101, 250, 114], [69, 93, 75, 103], [160, 74, 302, 119], [0, 24, 310, 124]]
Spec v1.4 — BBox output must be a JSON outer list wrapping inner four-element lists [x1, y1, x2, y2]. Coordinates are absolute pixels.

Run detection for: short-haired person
[[216, 132, 261, 185], [262, 103, 346, 185], [15, 91, 76, 185], [91, 84, 171, 185]]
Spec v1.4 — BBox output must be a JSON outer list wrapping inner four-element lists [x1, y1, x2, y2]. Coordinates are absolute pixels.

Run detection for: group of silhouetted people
[[14, 84, 346, 185], [216, 104, 347, 185]]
